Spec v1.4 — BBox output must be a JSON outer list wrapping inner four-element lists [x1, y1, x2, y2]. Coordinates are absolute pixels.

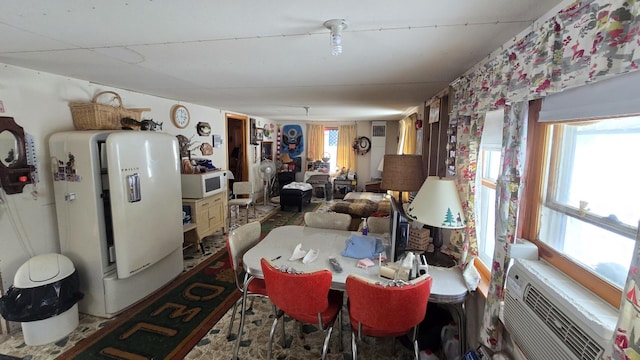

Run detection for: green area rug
[[59, 249, 239, 360], [260, 202, 321, 236]]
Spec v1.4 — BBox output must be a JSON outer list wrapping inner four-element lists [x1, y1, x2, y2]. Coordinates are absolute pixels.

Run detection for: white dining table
[[243, 225, 469, 354]]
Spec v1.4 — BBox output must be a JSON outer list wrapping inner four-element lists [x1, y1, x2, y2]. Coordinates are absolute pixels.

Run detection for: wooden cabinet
[[182, 192, 226, 253]]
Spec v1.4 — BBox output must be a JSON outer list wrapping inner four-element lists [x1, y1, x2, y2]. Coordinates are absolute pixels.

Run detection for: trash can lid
[[14, 253, 76, 288]]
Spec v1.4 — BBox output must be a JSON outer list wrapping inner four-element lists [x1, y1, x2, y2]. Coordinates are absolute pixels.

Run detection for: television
[[388, 196, 410, 262]]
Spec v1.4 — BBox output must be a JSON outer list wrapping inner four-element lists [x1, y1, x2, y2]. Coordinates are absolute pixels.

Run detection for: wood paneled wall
[[422, 94, 451, 178]]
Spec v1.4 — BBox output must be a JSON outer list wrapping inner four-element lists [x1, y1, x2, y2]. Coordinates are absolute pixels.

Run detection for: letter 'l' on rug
[[57, 248, 240, 360]]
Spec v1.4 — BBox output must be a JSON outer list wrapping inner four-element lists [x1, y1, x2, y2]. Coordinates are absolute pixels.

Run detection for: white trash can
[[0, 253, 83, 345]]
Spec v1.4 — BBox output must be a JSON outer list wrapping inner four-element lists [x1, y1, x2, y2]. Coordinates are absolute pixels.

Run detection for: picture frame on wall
[[256, 129, 264, 142], [250, 117, 258, 145], [429, 98, 441, 123], [261, 141, 273, 160]]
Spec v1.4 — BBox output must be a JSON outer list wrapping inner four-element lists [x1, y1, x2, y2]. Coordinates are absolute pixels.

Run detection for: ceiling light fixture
[[323, 19, 348, 56]]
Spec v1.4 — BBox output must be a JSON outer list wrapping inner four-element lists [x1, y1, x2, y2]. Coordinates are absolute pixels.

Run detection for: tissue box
[[409, 228, 430, 239], [409, 228, 430, 251]]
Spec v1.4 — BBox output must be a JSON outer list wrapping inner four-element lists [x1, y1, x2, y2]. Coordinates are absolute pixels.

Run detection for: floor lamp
[[406, 176, 466, 268], [379, 154, 424, 206]]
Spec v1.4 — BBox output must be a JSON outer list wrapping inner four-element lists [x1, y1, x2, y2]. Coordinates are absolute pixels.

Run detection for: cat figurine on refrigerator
[[141, 119, 162, 131], [120, 117, 163, 131]]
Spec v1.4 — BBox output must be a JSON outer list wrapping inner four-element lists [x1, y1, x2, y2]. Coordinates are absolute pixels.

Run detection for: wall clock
[[171, 105, 190, 128]]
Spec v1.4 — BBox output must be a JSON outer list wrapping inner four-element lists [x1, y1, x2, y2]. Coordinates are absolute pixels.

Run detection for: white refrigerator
[[50, 130, 184, 318]]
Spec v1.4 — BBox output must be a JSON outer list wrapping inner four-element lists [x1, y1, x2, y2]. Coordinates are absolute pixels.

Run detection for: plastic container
[[444, 334, 460, 360], [0, 253, 83, 345], [420, 348, 441, 360], [441, 321, 458, 347], [361, 218, 368, 235]]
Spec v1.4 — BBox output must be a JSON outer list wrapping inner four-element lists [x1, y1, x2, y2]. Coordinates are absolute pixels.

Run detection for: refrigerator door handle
[[126, 173, 141, 202]]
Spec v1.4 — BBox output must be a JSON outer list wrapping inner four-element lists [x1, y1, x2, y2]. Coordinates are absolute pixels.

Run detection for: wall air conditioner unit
[[504, 259, 617, 360]]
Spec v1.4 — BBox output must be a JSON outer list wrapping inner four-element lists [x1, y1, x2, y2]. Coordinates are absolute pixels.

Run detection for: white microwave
[[180, 171, 227, 199]]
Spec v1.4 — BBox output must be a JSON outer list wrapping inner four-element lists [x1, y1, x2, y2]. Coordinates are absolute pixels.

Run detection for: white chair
[[228, 181, 255, 227], [226, 221, 271, 359], [304, 212, 352, 230]]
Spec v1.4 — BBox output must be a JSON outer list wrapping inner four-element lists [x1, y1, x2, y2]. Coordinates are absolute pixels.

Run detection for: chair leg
[[338, 310, 343, 352], [413, 339, 420, 360], [351, 331, 358, 360], [226, 299, 240, 340], [268, 311, 284, 360], [232, 285, 250, 360], [321, 325, 334, 360], [280, 314, 286, 347], [412, 327, 420, 360]]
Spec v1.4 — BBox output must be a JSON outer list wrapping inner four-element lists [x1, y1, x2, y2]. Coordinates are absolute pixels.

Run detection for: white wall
[[0, 63, 235, 292]]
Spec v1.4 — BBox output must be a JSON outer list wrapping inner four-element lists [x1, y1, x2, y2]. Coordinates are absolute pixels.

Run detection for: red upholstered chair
[[345, 274, 433, 360], [260, 258, 343, 360], [226, 221, 270, 359]]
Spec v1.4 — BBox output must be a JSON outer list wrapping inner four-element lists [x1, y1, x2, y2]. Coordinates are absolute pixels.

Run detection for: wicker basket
[[68, 91, 151, 130]]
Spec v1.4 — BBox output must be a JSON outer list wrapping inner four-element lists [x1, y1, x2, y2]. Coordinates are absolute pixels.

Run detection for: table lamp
[[406, 176, 466, 267], [380, 154, 424, 205], [280, 153, 294, 171]]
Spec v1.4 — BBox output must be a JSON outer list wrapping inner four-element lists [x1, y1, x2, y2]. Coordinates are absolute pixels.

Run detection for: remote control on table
[[328, 257, 343, 273]]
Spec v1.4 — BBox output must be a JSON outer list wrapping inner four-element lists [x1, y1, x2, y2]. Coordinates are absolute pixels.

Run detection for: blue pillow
[[341, 234, 385, 259]]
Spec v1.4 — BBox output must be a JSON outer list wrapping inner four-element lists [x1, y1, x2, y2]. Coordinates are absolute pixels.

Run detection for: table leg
[[442, 302, 466, 357]]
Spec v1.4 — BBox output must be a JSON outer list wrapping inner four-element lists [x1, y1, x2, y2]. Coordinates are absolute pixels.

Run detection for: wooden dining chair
[[303, 212, 352, 230], [226, 221, 271, 359], [260, 258, 343, 360], [345, 273, 433, 360]]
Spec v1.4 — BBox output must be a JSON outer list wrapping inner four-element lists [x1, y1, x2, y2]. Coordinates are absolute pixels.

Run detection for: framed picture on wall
[[261, 141, 273, 160], [429, 98, 440, 123], [250, 117, 258, 145], [256, 129, 264, 142]]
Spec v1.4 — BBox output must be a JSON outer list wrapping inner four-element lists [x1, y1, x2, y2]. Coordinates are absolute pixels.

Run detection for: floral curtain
[[447, 0, 640, 355], [613, 225, 640, 359], [448, 113, 482, 268], [306, 124, 324, 162], [479, 102, 528, 350], [336, 124, 357, 171]]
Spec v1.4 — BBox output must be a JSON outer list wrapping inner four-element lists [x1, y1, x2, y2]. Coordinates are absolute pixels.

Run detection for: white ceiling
[[0, 1, 564, 122]]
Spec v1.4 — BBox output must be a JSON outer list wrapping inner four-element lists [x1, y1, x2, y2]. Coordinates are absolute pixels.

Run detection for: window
[[477, 150, 500, 265], [475, 110, 503, 267], [538, 117, 639, 289], [324, 128, 338, 173]]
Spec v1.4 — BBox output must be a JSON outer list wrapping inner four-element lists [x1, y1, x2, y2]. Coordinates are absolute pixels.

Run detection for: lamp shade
[[380, 154, 424, 192], [280, 153, 292, 163], [406, 176, 466, 229]]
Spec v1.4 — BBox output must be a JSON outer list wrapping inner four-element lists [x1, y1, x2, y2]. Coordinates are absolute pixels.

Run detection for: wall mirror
[[0, 129, 18, 167], [0, 116, 33, 194]]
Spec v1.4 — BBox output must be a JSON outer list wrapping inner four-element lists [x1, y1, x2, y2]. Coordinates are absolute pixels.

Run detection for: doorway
[[226, 114, 248, 184]]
